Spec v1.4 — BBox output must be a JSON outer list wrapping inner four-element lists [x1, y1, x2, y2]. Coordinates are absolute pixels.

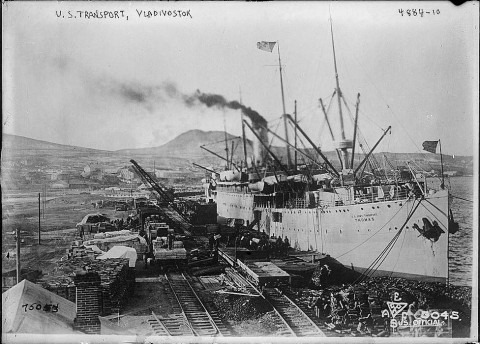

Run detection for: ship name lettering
[[352, 213, 378, 222]]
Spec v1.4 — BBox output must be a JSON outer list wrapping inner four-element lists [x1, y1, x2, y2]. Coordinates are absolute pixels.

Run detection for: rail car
[[236, 260, 290, 288]]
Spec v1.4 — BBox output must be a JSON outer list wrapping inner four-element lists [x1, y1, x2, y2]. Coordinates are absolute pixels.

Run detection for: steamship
[[199, 26, 458, 283]]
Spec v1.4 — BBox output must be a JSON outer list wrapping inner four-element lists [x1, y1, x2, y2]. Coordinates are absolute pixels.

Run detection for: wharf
[[218, 247, 290, 287], [218, 247, 269, 264]]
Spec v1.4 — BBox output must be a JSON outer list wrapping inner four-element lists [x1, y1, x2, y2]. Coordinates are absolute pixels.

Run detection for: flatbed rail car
[[236, 260, 290, 288]]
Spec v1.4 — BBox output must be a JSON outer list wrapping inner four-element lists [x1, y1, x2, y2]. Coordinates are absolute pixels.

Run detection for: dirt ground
[[2, 191, 130, 275]]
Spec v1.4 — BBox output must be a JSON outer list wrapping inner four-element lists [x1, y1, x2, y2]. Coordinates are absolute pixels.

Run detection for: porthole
[[387, 205, 391, 208]]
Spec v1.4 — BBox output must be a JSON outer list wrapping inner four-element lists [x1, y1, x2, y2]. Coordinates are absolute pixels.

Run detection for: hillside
[[116, 129, 473, 174], [117, 130, 252, 160], [2, 134, 104, 153], [2, 131, 473, 175]]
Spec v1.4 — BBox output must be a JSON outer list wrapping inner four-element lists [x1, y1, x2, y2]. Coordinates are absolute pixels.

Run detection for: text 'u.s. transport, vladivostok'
[[55, 9, 193, 21]]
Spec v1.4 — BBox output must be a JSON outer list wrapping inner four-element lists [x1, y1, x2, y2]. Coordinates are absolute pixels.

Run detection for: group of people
[[125, 215, 140, 229], [306, 287, 378, 335], [108, 216, 140, 231], [233, 231, 291, 257], [110, 218, 124, 230]]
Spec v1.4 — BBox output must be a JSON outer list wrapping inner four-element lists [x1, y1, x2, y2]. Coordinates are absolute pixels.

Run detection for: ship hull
[[216, 189, 449, 282]]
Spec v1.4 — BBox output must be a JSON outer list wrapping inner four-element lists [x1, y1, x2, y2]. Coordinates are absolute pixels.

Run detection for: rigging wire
[[334, 200, 408, 259], [389, 228, 407, 278], [451, 195, 473, 203], [203, 136, 243, 147], [287, 121, 320, 164], [333, 24, 445, 186], [354, 198, 422, 284]]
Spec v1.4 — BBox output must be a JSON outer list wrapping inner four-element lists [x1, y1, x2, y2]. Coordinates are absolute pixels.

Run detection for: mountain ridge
[[2, 131, 474, 165], [2, 133, 108, 153]]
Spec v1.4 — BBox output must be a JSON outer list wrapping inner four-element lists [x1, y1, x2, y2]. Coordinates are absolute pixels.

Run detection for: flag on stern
[[422, 140, 439, 153], [257, 41, 277, 52]]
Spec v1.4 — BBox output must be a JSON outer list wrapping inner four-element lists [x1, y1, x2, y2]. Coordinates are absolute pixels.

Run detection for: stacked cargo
[[83, 231, 147, 254], [77, 222, 115, 239], [36, 257, 133, 316], [67, 241, 98, 259], [153, 238, 187, 260], [172, 240, 184, 249]]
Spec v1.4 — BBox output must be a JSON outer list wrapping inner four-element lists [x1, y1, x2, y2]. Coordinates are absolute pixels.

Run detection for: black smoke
[[185, 90, 267, 128]]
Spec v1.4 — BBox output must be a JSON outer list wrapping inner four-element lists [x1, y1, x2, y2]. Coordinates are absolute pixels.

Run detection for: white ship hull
[[216, 189, 449, 282]]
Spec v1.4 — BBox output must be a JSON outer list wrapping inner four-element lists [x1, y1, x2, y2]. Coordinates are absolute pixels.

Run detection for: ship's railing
[[353, 188, 410, 204], [285, 198, 308, 209], [254, 188, 411, 210], [317, 188, 410, 208], [216, 184, 250, 193]]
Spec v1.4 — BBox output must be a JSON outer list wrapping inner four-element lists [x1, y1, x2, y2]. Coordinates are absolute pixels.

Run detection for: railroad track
[[263, 288, 325, 337], [164, 273, 222, 336], [223, 268, 299, 336], [223, 265, 325, 337], [147, 311, 194, 336]]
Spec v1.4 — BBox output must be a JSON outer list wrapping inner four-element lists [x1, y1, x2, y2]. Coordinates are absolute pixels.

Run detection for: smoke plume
[[187, 91, 267, 128]]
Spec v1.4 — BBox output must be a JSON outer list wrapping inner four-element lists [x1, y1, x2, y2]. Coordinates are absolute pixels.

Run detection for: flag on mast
[[257, 41, 277, 52], [422, 140, 439, 154]]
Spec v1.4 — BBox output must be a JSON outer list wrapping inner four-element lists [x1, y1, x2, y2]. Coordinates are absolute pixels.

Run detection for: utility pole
[[43, 185, 46, 219], [16, 228, 21, 284], [38, 193, 41, 245], [439, 139, 445, 189], [294, 100, 298, 171], [277, 42, 292, 168]]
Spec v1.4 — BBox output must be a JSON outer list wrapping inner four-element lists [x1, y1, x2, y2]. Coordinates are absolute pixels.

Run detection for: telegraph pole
[[38, 193, 41, 245], [294, 100, 298, 170], [16, 228, 21, 284]]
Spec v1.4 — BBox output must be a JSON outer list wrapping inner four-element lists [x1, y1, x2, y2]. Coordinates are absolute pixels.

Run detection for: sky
[[3, 1, 478, 156]]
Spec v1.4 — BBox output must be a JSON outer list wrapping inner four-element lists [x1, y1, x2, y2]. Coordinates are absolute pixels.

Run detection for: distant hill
[[117, 129, 473, 173], [2, 131, 472, 175], [2, 134, 104, 153], [117, 130, 252, 160]]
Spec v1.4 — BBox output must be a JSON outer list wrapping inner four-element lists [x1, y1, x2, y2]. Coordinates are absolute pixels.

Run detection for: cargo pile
[[77, 222, 115, 239], [293, 276, 471, 337], [212, 293, 273, 322], [152, 236, 187, 260], [36, 257, 134, 315], [67, 241, 99, 260], [83, 230, 147, 254], [154, 247, 187, 260]]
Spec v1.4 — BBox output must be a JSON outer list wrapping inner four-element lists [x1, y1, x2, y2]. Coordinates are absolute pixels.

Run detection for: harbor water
[[428, 176, 474, 286]]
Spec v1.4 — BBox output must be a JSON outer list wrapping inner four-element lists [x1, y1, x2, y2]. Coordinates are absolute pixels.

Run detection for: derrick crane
[[130, 159, 192, 234]]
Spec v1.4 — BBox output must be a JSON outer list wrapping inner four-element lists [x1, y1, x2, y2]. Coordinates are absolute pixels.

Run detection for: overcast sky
[[3, 1, 478, 156]]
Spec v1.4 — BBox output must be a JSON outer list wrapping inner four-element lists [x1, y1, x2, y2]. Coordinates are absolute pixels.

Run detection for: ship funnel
[[252, 123, 268, 166]]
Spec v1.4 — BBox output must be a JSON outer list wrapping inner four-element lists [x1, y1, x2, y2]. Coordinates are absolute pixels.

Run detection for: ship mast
[[277, 42, 292, 168], [329, 17, 351, 171], [239, 87, 248, 169], [222, 110, 230, 170]]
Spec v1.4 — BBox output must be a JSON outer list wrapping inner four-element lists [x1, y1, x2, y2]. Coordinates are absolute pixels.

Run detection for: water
[[427, 176, 474, 286]]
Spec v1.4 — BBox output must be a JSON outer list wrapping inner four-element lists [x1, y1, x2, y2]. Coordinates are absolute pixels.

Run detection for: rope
[[334, 200, 407, 259], [354, 197, 422, 284], [451, 195, 473, 203], [389, 229, 407, 277]]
